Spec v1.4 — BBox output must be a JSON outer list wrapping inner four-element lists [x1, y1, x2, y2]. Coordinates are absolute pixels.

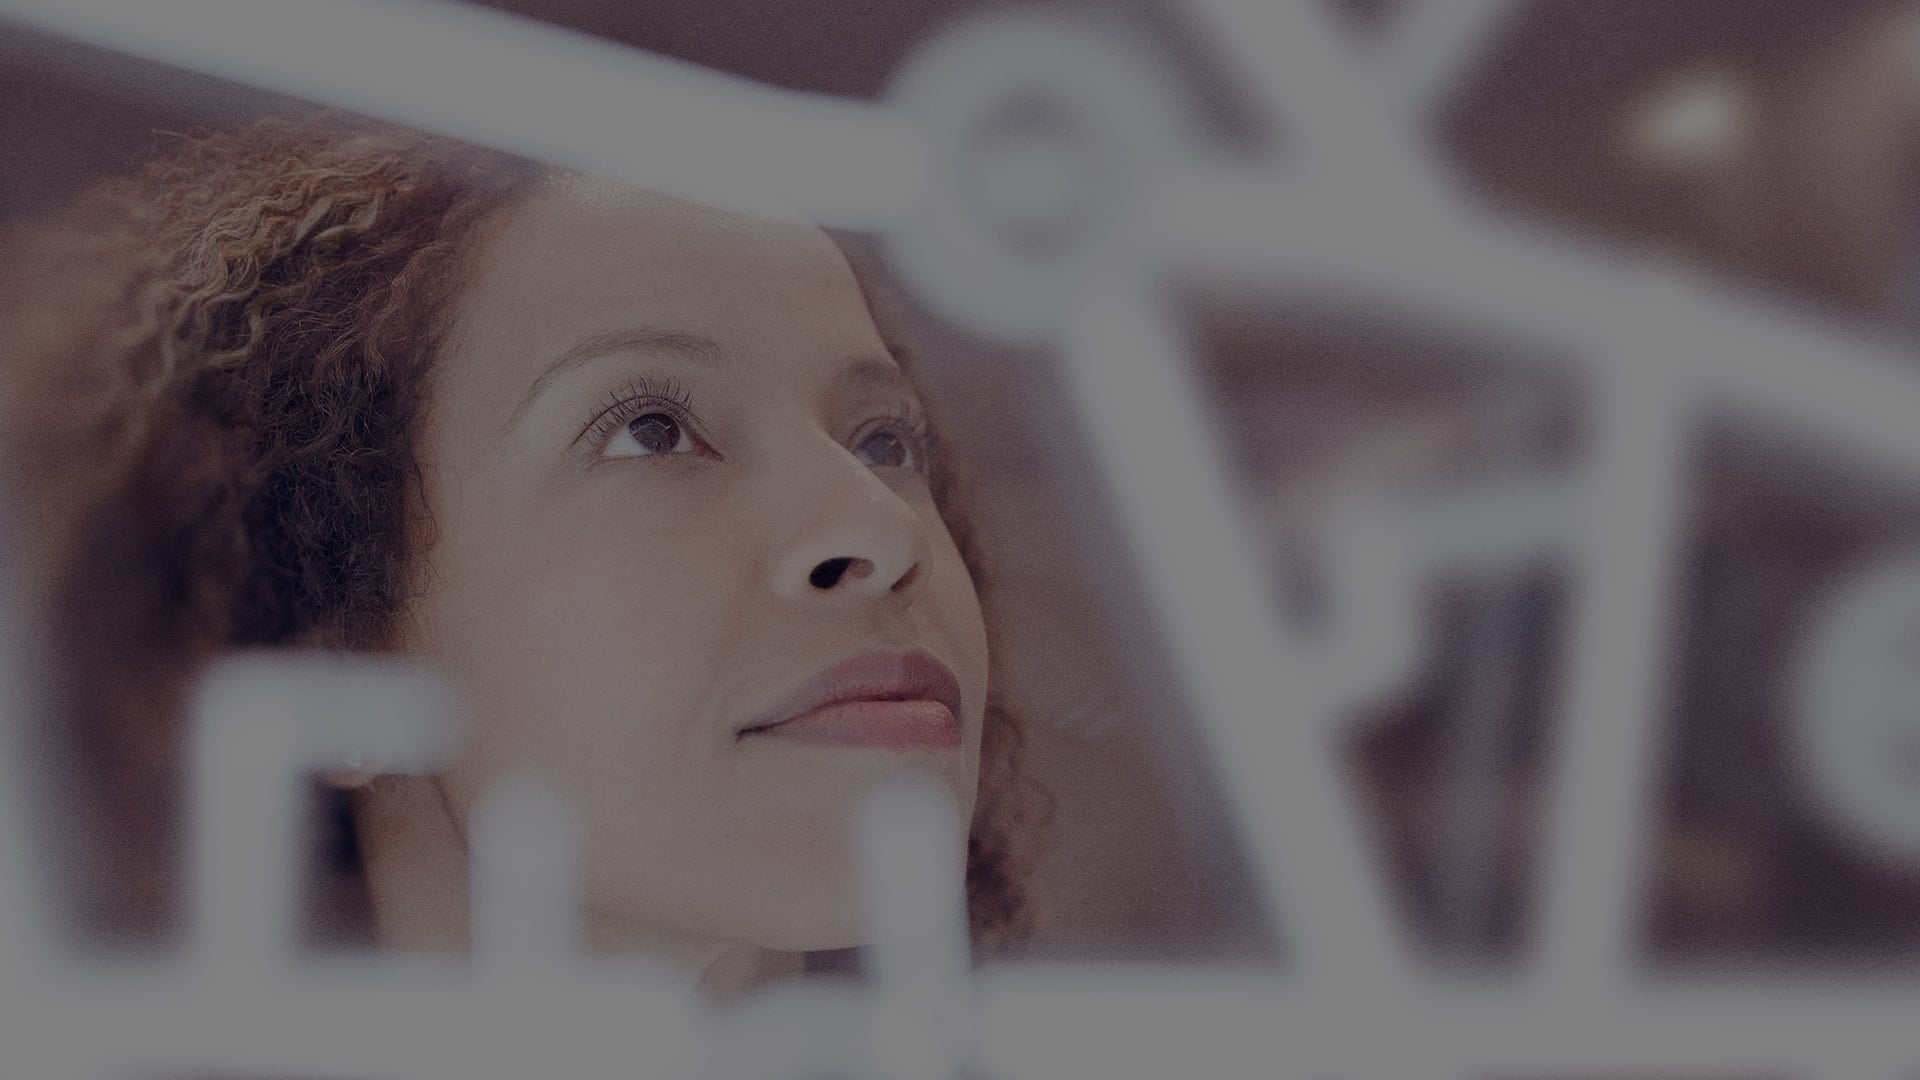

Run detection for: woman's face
[[396, 177, 988, 953]]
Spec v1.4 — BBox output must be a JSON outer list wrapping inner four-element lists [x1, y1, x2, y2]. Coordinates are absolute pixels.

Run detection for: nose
[[771, 451, 931, 603]]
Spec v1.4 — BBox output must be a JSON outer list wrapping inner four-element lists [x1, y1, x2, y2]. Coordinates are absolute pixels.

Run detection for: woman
[[0, 111, 1046, 1000]]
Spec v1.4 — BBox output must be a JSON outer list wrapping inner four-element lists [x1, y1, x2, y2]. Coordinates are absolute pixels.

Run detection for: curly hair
[[0, 112, 1046, 953]]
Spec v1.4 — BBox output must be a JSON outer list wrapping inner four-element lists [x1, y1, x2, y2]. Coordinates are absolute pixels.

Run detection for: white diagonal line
[[1059, 267, 1411, 989], [1172, 0, 1430, 194], [0, 0, 927, 230], [1534, 355, 1692, 987], [1383, 0, 1524, 114], [1157, 165, 1920, 477]]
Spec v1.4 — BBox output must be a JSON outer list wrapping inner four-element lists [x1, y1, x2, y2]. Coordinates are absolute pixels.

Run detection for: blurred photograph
[[4, 1, 1920, 1078]]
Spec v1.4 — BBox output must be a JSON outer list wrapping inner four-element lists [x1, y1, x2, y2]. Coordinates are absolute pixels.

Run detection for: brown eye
[[606, 411, 693, 458], [855, 428, 912, 470]]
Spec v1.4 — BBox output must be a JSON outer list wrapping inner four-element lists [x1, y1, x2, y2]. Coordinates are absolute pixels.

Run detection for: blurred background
[[10, 0, 1920, 991]]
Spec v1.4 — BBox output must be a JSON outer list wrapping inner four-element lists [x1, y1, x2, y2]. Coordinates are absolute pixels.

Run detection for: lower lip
[[748, 699, 960, 751]]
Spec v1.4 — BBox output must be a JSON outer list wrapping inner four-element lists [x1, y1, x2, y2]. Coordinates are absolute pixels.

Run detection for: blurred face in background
[[368, 176, 989, 961]]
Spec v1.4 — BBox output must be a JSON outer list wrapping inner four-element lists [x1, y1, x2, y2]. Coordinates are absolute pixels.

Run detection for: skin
[[346, 175, 989, 999]]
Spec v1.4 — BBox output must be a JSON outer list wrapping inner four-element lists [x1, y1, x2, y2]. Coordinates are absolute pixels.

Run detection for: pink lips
[[740, 649, 963, 751]]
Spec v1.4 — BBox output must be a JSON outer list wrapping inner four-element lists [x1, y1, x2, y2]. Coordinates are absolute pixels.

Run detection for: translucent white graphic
[[1, 0, 1918, 1078], [1794, 548, 1920, 868]]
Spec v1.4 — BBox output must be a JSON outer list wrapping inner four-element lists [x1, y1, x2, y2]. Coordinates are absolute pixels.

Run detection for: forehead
[[446, 176, 888, 391]]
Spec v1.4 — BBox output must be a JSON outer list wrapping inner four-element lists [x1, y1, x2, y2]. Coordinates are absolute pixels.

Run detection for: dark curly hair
[[0, 111, 1046, 954]]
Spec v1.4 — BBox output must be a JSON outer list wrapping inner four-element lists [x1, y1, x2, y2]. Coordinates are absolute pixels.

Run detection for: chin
[[736, 861, 876, 953], [589, 787, 976, 955], [755, 912, 870, 953], [713, 854, 965, 954]]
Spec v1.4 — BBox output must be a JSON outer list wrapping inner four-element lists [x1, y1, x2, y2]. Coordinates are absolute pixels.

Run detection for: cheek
[[410, 496, 753, 823], [927, 516, 990, 674], [926, 534, 991, 798]]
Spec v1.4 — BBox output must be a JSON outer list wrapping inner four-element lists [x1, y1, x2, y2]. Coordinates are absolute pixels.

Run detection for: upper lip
[[739, 648, 963, 736]]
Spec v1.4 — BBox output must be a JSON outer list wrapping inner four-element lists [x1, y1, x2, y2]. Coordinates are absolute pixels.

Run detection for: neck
[[351, 777, 805, 1007], [585, 909, 806, 1006]]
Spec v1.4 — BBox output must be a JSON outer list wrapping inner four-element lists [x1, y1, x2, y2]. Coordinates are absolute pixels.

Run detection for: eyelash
[[578, 375, 700, 452], [858, 400, 939, 474], [576, 378, 940, 472]]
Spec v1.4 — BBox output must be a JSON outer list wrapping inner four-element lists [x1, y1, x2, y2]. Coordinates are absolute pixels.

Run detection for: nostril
[[810, 557, 867, 590], [809, 558, 851, 589], [808, 557, 889, 591], [891, 563, 922, 592]]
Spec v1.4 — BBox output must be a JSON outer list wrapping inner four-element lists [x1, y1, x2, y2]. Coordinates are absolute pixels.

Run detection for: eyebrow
[[836, 354, 919, 397], [503, 327, 731, 434]]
